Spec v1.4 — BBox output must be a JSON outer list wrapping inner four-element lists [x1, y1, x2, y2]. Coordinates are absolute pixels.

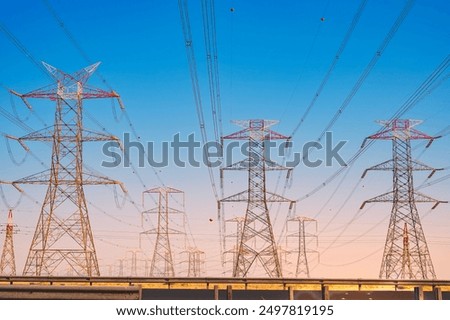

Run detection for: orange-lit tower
[[0, 210, 17, 275]]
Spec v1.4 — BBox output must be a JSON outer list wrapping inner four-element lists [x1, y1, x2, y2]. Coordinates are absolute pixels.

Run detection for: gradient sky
[[0, 0, 449, 278]]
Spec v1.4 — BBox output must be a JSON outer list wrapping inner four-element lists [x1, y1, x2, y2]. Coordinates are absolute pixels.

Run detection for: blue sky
[[0, 0, 449, 278]]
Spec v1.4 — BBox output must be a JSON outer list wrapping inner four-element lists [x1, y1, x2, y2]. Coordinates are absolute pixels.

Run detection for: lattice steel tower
[[141, 187, 184, 277], [361, 119, 446, 279], [181, 247, 205, 277], [223, 217, 245, 273], [0, 210, 17, 275], [219, 119, 295, 277], [286, 216, 318, 278], [7, 62, 124, 276]]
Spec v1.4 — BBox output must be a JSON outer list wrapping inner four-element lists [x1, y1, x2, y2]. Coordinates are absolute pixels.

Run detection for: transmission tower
[[361, 119, 447, 279], [117, 258, 125, 277], [0, 210, 17, 275], [181, 247, 205, 277], [223, 216, 244, 273], [141, 187, 184, 277], [4, 62, 125, 276], [128, 250, 140, 277], [219, 119, 295, 277], [286, 216, 318, 278]]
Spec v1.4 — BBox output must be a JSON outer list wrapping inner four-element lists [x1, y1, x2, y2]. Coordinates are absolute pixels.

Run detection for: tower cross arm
[[143, 186, 184, 195], [13, 87, 123, 104], [222, 128, 290, 140], [6, 170, 126, 192], [361, 159, 443, 178], [220, 190, 248, 202], [414, 191, 448, 209], [82, 172, 127, 191], [221, 158, 291, 171], [7, 127, 121, 145], [361, 159, 394, 178], [364, 119, 438, 141], [265, 191, 295, 203], [360, 191, 447, 209]]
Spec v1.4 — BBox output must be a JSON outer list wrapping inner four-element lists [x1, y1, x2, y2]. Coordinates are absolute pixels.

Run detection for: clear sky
[[0, 0, 449, 278]]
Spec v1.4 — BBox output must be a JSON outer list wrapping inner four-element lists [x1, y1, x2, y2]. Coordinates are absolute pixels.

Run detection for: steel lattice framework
[[142, 187, 184, 277], [181, 247, 205, 277], [223, 217, 245, 273], [361, 119, 447, 279], [0, 210, 17, 275], [219, 120, 295, 277], [286, 216, 318, 278], [4, 62, 125, 276]]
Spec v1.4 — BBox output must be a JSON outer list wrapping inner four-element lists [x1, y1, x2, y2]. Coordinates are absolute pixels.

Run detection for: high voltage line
[[296, 54, 450, 203], [0, 18, 158, 249], [37, 0, 170, 201], [1, 3, 202, 265], [272, 0, 370, 240], [315, 0, 416, 142], [289, 0, 369, 138], [201, 0, 224, 143], [274, 0, 416, 218], [178, 0, 220, 201], [0, 1, 448, 278], [285, 55, 450, 275]]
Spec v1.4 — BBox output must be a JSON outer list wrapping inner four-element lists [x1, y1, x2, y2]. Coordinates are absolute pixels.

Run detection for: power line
[[3, 100, 183, 247], [40, 0, 112, 89], [296, 54, 450, 202], [3, 97, 155, 263], [418, 172, 450, 190], [280, 0, 331, 119], [0, 22, 52, 80], [319, 177, 364, 234], [289, 56, 450, 275], [290, 0, 369, 138], [2, 4, 167, 212], [272, 0, 369, 244], [0, 21, 165, 254], [318, 207, 435, 268], [201, 0, 223, 143], [316, 0, 415, 142], [178, 0, 219, 200], [38, 0, 168, 197], [276, 1, 413, 207], [320, 247, 383, 267], [309, 121, 448, 273]]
